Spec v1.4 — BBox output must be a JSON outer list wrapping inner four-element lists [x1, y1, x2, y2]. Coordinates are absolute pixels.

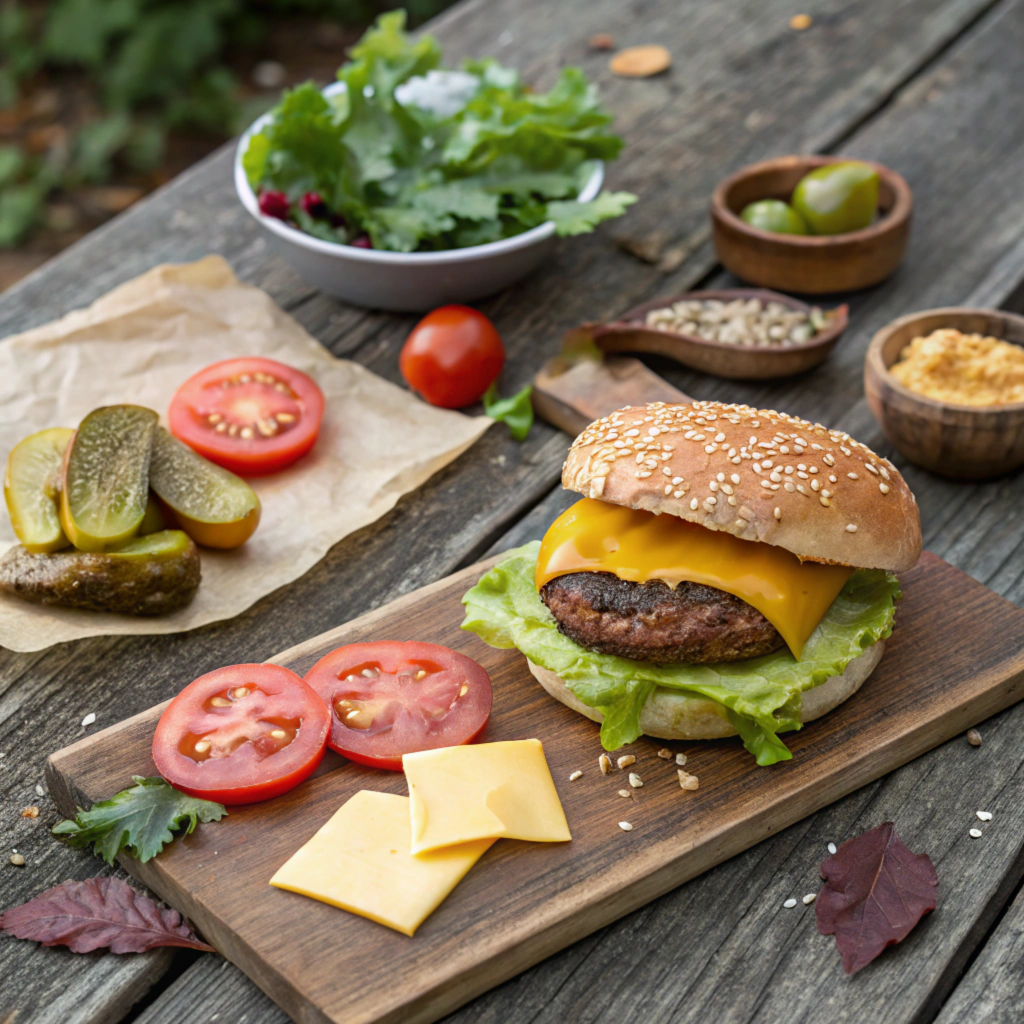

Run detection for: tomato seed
[[233, 687, 250, 699], [270, 729, 287, 740], [210, 697, 231, 707], [276, 412, 296, 423], [195, 740, 211, 754], [459, 684, 469, 697]]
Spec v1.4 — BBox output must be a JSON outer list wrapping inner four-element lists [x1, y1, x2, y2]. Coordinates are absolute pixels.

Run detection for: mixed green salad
[[243, 11, 636, 253], [462, 542, 901, 765]]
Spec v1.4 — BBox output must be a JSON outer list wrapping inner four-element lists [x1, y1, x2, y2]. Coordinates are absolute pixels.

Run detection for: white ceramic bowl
[[234, 81, 604, 312]]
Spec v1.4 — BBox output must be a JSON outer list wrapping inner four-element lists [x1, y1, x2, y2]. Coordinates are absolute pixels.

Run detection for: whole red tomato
[[399, 305, 505, 408]]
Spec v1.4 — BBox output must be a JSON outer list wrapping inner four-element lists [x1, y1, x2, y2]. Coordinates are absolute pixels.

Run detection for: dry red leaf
[[817, 821, 937, 974], [0, 876, 214, 954]]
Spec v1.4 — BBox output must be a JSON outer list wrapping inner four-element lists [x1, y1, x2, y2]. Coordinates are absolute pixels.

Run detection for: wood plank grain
[[4, 0, 1022, 1021], [46, 550, 1024, 1024], [933, 883, 1024, 1024]]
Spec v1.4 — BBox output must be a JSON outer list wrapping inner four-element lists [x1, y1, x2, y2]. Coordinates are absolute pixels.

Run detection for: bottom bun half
[[527, 640, 885, 741]]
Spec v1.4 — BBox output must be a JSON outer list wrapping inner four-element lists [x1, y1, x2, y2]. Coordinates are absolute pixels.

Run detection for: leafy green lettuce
[[461, 543, 901, 765], [243, 11, 636, 252]]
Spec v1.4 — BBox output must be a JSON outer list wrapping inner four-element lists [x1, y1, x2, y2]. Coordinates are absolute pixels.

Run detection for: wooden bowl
[[710, 156, 913, 294], [590, 288, 849, 380], [865, 308, 1024, 479]]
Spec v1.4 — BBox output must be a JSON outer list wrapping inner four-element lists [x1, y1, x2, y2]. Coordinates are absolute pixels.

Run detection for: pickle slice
[[0, 530, 201, 616], [4, 428, 74, 553], [60, 406, 158, 551], [139, 493, 168, 535], [149, 427, 260, 549]]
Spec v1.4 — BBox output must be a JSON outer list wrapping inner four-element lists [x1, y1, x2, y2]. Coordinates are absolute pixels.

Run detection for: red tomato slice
[[399, 305, 504, 408], [152, 663, 330, 804], [168, 357, 325, 476], [303, 641, 492, 771]]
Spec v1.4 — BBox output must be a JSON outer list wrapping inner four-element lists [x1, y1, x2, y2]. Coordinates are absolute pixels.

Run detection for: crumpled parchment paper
[[0, 255, 490, 652]]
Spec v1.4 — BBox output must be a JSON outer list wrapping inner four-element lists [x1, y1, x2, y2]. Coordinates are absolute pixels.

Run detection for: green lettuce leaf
[[53, 776, 226, 865], [547, 191, 638, 236], [461, 542, 901, 765]]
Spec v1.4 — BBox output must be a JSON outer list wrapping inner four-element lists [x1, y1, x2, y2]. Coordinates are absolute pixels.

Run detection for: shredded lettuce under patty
[[461, 542, 901, 766]]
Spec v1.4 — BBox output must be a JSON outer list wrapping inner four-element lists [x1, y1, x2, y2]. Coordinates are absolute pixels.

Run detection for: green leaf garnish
[[483, 383, 534, 441], [53, 776, 226, 865]]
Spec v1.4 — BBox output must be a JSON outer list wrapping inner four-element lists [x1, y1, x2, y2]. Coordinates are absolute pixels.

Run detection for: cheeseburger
[[463, 401, 922, 765]]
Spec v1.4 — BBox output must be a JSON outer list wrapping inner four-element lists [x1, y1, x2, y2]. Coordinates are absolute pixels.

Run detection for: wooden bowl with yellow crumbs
[[865, 308, 1024, 479]]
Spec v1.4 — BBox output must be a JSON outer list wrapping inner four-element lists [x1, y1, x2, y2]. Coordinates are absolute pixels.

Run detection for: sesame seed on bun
[[561, 400, 922, 572]]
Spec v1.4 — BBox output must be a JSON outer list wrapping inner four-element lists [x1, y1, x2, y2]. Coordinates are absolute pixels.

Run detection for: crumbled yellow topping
[[890, 328, 1024, 407]]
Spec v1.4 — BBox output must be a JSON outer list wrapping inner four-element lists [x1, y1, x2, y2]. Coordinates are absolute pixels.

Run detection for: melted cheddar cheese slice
[[536, 498, 852, 659]]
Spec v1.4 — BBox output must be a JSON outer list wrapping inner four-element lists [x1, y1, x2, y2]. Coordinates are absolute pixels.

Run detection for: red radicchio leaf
[[0, 876, 214, 954], [816, 821, 938, 974]]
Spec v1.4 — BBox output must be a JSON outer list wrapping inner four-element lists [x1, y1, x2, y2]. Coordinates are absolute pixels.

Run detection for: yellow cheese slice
[[269, 790, 492, 937], [535, 498, 852, 658], [405, 739, 572, 855]]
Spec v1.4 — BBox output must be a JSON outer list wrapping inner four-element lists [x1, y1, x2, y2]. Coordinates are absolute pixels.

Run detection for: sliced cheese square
[[269, 790, 492, 937], [405, 739, 572, 855]]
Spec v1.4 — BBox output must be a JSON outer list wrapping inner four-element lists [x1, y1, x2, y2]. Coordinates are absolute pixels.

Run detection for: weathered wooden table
[[3, 0, 1024, 1021]]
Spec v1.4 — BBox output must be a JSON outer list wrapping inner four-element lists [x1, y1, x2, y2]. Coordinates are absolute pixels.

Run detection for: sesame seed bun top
[[561, 400, 922, 572]]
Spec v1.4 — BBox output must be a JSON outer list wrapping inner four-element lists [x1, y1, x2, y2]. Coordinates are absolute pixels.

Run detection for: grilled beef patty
[[540, 571, 785, 664]]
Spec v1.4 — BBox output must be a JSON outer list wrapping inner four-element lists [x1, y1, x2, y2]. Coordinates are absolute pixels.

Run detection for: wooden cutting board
[[46, 354, 1024, 1024], [47, 551, 1024, 1024]]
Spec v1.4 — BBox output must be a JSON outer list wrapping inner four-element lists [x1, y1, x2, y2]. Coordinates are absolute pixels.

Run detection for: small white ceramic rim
[[234, 80, 605, 265]]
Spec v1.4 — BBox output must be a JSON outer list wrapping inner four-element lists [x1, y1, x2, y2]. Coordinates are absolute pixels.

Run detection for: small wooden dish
[[865, 308, 1024, 479], [590, 288, 849, 379], [710, 156, 913, 294]]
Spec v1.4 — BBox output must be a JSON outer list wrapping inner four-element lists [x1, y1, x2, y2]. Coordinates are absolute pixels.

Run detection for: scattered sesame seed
[[879, 483, 890, 494], [977, 811, 993, 821], [827, 842, 837, 855], [81, 713, 96, 727], [774, 507, 781, 520], [618, 789, 631, 798], [599, 754, 612, 774], [569, 770, 583, 782], [628, 772, 643, 788], [690, 498, 699, 510], [10, 854, 25, 867], [845, 523, 857, 533], [848, 472, 859, 480], [618, 821, 634, 832], [35, 784, 44, 798], [730, 474, 740, 484], [617, 754, 636, 769], [783, 898, 798, 908], [802, 893, 816, 905], [969, 828, 982, 839], [967, 728, 983, 746]]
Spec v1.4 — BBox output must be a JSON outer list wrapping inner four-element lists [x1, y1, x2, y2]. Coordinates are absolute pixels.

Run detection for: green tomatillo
[[740, 199, 809, 235], [791, 161, 880, 235]]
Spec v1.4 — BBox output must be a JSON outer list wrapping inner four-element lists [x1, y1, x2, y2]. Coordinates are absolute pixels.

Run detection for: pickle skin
[[0, 530, 201, 616], [165, 502, 261, 549]]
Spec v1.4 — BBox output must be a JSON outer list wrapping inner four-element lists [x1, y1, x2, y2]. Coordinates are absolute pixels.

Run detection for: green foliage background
[[0, 0, 453, 247]]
